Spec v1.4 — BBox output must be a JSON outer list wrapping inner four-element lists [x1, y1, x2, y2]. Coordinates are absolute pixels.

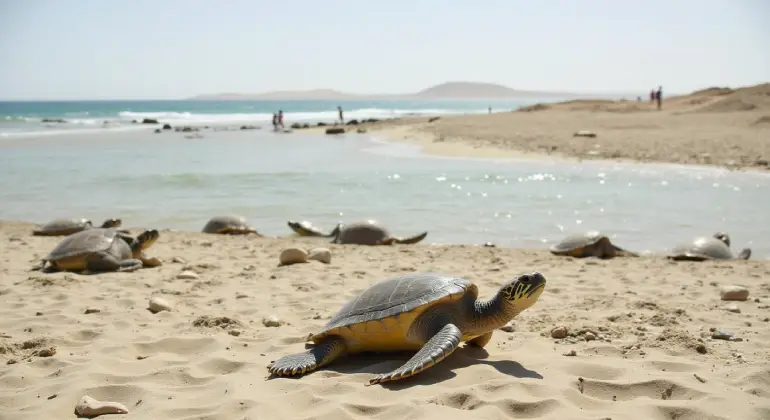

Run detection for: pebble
[[84, 308, 100, 315], [308, 247, 332, 264], [711, 329, 742, 341], [563, 350, 577, 356], [720, 285, 749, 301], [499, 323, 515, 333], [177, 270, 199, 280], [148, 296, 172, 314], [279, 248, 309, 266], [584, 332, 597, 341], [74, 395, 128, 417], [262, 315, 283, 327], [724, 304, 741, 314], [551, 326, 568, 339]]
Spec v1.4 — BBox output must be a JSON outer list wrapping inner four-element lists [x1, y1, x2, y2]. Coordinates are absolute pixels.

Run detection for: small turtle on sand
[[549, 231, 637, 259], [331, 220, 427, 245], [287, 220, 339, 238], [32, 218, 124, 236], [31, 227, 162, 274], [667, 232, 751, 261], [202, 215, 261, 235], [267, 271, 546, 385]]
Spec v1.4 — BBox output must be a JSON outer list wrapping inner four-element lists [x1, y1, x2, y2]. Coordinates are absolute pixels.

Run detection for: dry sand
[[332, 83, 770, 170], [1, 221, 769, 419]]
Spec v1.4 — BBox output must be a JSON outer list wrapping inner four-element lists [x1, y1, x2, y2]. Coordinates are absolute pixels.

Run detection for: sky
[[0, 0, 768, 100]]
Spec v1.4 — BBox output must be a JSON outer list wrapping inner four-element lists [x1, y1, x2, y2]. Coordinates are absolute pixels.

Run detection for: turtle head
[[133, 229, 160, 253], [713, 232, 731, 247], [287, 220, 304, 235], [498, 272, 546, 314], [101, 218, 122, 229]]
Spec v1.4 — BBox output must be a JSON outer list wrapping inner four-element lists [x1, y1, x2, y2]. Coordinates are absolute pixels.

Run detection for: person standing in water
[[271, 113, 278, 131], [337, 106, 344, 124], [277, 110, 285, 130]]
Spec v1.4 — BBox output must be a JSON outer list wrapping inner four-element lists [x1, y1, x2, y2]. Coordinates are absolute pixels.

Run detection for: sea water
[[1, 100, 769, 259]]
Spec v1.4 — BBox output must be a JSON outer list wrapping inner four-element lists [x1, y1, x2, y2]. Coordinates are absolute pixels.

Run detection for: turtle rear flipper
[[737, 248, 751, 260], [30, 260, 49, 272], [391, 231, 428, 245], [612, 244, 638, 257], [267, 336, 347, 378]]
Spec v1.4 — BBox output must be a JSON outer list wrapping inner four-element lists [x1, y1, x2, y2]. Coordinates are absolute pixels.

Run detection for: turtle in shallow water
[[31, 227, 162, 274], [32, 218, 124, 236], [287, 220, 339, 238], [331, 220, 427, 245], [667, 232, 751, 261], [267, 271, 546, 385], [202, 215, 261, 235], [549, 231, 637, 259]]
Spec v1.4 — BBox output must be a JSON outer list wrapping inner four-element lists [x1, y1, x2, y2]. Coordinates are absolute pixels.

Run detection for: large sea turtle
[[267, 271, 546, 385], [287, 220, 339, 237], [202, 215, 261, 235], [667, 232, 751, 261], [549, 231, 637, 259], [31, 227, 162, 274], [32, 218, 124, 236], [331, 220, 427, 245]]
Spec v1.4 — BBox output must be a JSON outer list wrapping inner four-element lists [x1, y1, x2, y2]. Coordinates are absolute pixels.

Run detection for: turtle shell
[[312, 272, 476, 345], [335, 220, 390, 244], [33, 218, 92, 235], [202, 215, 252, 233], [669, 236, 734, 260], [45, 228, 121, 261], [549, 231, 606, 253]]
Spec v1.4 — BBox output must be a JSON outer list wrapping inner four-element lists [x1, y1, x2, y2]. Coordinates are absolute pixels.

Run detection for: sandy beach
[[335, 83, 770, 171], [1, 220, 769, 419]]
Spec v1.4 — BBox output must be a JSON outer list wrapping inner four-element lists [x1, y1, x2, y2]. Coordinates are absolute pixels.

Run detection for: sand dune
[[1, 221, 769, 419]]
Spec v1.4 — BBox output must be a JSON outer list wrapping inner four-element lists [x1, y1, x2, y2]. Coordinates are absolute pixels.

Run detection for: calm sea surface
[[1, 99, 768, 258]]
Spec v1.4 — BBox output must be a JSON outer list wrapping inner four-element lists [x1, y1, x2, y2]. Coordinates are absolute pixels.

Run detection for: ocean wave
[[0, 106, 489, 138]]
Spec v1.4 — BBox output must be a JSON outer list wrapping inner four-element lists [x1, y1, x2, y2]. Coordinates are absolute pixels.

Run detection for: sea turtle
[[331, 220, 427, 245], [268, 271, 546, 385], [667, 232, 751, 261], [549, 231, 638, 259], [31, 227, 162, 274], [202, 215, 261, 235], [32, 218, 124, 236], [287, 220, 339, 238]]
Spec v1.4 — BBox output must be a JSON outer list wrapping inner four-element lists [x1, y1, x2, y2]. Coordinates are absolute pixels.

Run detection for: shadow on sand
[[268, 345, 543, 390]]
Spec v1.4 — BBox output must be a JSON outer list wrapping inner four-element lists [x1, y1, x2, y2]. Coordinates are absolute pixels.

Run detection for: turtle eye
[[519, 275, 531, 284]]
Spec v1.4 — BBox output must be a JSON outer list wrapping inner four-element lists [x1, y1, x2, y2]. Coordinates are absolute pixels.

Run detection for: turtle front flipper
[[368, 323, 461, 386], [737, 248, 751, 260], [268, 336, 346, 377], [390, 231, 429, 245], [82, 253, 142, 274]]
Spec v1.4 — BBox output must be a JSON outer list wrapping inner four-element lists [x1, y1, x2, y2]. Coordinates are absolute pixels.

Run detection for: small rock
[[84, 308, 100, 315], [148, 296, 172, 314], [563, 350, 577, 356], [573, 130, 597, 138], [720, 285, 749, 301], [307, 248, 332, 264], [724, 304, 741, 313], [584, 332, 597, 341], [171, 256, 187, 264], [177, 270, 199, 280], [499, 323, 515, 333], [279, 248, 309, 266], [711, 329, 737, 340], [551, 326, 568, 339], [74, 395, 129, 417], [262, 315, 283, 327]]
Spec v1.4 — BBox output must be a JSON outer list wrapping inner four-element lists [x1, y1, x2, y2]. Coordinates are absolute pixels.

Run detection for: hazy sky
[[1, 0, 768, 99]]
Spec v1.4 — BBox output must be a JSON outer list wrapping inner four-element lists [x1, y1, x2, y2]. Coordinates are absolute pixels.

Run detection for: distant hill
[[189, 82, 578, 100]]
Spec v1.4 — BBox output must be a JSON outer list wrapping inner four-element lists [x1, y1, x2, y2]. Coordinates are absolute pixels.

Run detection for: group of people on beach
[[272, 106, 345, 131], [650, 86, 663, 110]]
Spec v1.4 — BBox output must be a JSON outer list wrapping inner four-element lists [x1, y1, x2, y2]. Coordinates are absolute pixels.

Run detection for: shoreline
[[297, 83, 770, 172]]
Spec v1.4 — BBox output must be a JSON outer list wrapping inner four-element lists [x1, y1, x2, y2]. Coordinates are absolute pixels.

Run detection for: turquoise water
[[0, 99, 546, 136], [1, 124, 769, 259]]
